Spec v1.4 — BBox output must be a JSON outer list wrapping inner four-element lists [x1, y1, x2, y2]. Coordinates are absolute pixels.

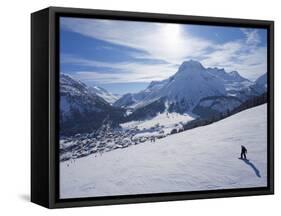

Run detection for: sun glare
[[160, 23, 186, 61], [163, 24, 181, 45]]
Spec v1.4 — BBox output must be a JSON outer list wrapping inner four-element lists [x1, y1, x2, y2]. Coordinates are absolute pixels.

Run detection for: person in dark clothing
[[240, 145, 247, 159]]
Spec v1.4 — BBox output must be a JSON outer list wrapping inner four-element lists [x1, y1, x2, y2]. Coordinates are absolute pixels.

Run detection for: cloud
[[200, 29, 266, 80], [241, 28, 261, 46], [61, 17, 267, 82], [200, 41, 267, 79], [61, 17, 213, 64], [62, 54, 178, 83]]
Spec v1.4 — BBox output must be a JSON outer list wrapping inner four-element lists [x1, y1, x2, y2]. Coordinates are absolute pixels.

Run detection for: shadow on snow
[[239, 158, 261, 178]]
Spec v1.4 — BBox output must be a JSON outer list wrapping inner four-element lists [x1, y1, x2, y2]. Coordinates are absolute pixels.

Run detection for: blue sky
[[60, 17, 267, 95]]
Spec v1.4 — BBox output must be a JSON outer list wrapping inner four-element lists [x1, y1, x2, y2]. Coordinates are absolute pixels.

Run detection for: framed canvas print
[[31, 7, 274, 208]]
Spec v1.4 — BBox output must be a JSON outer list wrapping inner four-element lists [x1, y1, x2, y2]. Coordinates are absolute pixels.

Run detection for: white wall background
[[0, 0, 279, 214]]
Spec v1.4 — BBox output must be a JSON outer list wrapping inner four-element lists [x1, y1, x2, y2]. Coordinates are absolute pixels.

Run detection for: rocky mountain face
[[60, 74, 124, 136]]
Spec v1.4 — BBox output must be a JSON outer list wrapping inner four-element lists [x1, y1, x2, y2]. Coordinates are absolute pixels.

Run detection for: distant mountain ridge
[[114, 60, 267, 118], [60, 61, 267, 136], [114, 60, 226, 110], [60, 73, 124, 136], [253, 73, 267, 94], [89, 85, 119, 104]]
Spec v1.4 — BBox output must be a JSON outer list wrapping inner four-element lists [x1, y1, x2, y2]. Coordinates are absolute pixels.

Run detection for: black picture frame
[[31, 6, 274, 209]]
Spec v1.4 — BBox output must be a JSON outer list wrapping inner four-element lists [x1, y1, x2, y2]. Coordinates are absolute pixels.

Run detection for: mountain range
[[60, 60, 267, 136], [114, 60, 266, 118], [60, 73, 123, 136]]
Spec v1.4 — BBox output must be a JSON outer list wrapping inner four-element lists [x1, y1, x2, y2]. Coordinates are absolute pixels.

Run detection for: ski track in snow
[[60, 104, 267, 198]]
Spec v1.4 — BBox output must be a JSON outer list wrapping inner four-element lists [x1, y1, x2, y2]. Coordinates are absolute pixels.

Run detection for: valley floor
[[60, 104, 267, 199]]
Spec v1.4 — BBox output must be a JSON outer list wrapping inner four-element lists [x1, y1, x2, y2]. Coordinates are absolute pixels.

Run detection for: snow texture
[[114, 60, 265, 115], [115, 60, 227, 111], [60, 104, 267, 198], [121, 111, 195, 135], [89, 86, 119, 104]]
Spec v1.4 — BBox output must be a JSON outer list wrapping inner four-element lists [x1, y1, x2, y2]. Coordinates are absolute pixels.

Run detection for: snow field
[[60, 104, 267, 198]]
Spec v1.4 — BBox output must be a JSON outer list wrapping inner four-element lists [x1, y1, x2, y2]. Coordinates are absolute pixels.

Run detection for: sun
[[163, 24, 181, 45], [161, 23, 185, 61]]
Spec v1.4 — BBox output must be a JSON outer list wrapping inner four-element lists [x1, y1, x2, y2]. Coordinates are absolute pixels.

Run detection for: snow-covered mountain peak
[[60, 73, 89, 97], [148, 80, 163, 88], [89, 85, 119, 104], [113, 61, 266, 119], [60, 73, 125, 136], [60, 73, 119, 104], [177, 60, 204, 74], [114, 60, 229, 111], [252, 73, 267, 94], [60, 73, 85, 87], [132, 60, 227, 111], [206, 67, 249, 85], [229, 71, 239, 76], [255, 73, 267, 86], [228, 71, 249, 82]]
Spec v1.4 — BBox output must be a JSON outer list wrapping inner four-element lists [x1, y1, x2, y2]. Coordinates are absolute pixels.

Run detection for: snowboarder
[[240, 145, 247, 159]]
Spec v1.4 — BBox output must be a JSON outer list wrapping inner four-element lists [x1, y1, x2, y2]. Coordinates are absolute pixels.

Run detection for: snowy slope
[[115, 60, 227, 111], [89, 86, 119, 104], [114, 60, 263, 119], [113, 79, 168, 108], [156, 60, 227, 109], [252, 73, 267, 94], [255, 73, 267, 88], [60, 104, 267, 198], [121, 111, 196, 135], [207, 68, 252, 92]]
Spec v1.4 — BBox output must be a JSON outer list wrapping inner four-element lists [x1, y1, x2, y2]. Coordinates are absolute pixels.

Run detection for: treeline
[[170, 93, 267, 135], [123, 97, 166, 122], [229, 92, 267, 115]]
